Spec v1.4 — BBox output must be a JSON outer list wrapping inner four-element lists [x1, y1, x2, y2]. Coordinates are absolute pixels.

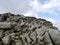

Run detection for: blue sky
[[0, 0, 60, 30]]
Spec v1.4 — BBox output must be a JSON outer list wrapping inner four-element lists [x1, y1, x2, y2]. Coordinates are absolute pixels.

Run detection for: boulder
[[2, 35, 10, 45], [49, 29, 60, 45], [0, 22, 17, 29]]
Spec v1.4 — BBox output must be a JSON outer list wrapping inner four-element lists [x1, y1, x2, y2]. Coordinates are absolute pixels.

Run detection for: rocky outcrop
[[0, 13, 60, 45]]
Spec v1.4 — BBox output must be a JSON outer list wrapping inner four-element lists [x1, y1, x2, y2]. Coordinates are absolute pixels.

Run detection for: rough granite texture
[[0, 13, 60, 45]]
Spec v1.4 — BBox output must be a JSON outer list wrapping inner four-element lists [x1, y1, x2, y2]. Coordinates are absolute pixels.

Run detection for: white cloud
[[23, 11, 33, 16], [24, 0, 60, 18], [0, 0, 32, 14], [28, 0, 60, 15], [0, 0, 60, 15]]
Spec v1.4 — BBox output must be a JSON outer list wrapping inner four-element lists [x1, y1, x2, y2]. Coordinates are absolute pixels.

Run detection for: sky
[[0, 0, 60, 30]]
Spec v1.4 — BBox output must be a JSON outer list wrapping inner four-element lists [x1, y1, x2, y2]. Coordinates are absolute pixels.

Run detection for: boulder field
[[0, 13, 60, 45]]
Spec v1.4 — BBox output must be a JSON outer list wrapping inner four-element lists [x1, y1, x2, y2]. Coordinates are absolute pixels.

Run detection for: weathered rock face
[[0, 13, 60, 45]]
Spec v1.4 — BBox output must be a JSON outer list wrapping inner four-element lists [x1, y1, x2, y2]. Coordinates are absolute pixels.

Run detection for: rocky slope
[[0, 13, 60, 45]]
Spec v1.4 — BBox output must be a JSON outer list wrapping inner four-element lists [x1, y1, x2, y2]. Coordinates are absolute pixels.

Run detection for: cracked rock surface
[[0, 13, 60, 45]]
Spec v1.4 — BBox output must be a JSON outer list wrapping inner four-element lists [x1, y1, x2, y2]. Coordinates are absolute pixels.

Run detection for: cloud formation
[[26, 0, 60, 15], [0, 0, 60, 16], [0, 0, 32, 14]]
